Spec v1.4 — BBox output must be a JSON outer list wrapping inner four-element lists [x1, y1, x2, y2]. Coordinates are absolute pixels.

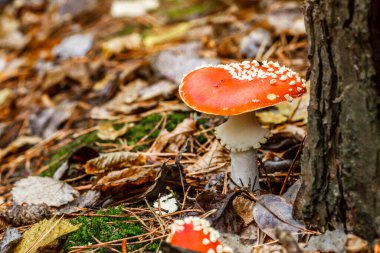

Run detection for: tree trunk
[[298, 0, 380, 240]]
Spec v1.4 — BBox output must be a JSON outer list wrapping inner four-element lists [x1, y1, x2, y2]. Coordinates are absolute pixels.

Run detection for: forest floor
[[0, 0, 373, 252]]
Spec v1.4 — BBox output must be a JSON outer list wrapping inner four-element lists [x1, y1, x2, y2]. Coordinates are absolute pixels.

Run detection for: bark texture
[[299, 0, 380, 240]]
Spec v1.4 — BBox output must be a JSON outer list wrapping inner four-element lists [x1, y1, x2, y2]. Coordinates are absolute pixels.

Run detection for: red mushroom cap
[[166, 217, 233, 253], [179, 60, 306, 116]]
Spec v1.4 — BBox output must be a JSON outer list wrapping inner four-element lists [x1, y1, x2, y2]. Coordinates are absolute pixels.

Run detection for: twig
[[279, 136, 305, 195]]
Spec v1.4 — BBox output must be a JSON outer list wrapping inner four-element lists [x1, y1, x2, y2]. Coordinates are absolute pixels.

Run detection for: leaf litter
[[0, 0, 371, 252]]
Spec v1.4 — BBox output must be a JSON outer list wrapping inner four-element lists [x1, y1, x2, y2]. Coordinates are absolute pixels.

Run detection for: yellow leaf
[[143, 22, 194, 48], [15, 218, 80, 253]]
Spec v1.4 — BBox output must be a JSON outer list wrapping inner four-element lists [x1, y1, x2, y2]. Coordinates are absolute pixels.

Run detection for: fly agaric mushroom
[[179, 60, 306, 190], [166, 216, 233, 253]]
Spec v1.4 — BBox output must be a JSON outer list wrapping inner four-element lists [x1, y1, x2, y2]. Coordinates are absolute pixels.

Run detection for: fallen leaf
[[0, 204, 51, 227], [84, 151, 146, 174], [102, 33, 142, 56], [219, 233, 254, 253], [0, 136, 42, 159], [138, 80, 177, 101], [240, 28, 272, 58], [267, 2, 305, 35], [54, 0, 98, 19], [29, 102, 74, 139], [144, 22, 194, 48], [43, 60, 93, 91], [0, 227, 22, 253], [345, 234, 368, 253], [0, 88, 11, 106], [14, 218, 80, 253], [196, 191, 244, 234], [150, 118, 196, 153], [11, 176, 79, 207], [303, 230, 347, 253], [95, 166, 157, 193], [0, 14, 29, 49], [152, 42, 220, 83], [52, 34, 93, 59], [97, 122, 131, 141], [110, 0, 159, 17], [283, 180, 302, 205], [253, 194, 305, 240], [232, 195, 255, 226], [105, 79, 148, 112], [185, 141, 229, 182]]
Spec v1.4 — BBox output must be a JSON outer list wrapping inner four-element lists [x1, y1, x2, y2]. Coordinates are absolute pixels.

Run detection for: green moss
[[42, 113, 189, 176], [166, 112, 188, 131], [167, 3, 209, 20], [146, 240, 161, 251], [196, 118, 209, 144], [125, 112, 188, 151], [118, 24, 138, 36], [41, 131, 100, 177], [63, 206, 157, 253]]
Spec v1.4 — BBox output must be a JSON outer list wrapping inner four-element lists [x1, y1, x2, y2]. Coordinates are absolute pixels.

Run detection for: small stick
[[279, 136, 305, 195]]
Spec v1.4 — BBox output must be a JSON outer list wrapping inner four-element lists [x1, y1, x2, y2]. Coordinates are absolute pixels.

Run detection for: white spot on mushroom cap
[[186, 60, 304, 84], [267, 94, 276, 100], [284, 94, 293, 102], [203, 238, 210, 245]]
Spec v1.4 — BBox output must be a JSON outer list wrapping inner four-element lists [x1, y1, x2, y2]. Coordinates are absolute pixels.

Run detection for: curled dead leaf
[[253, 194, 305, 240], [232, 195, 255, 226], [95, 166, 157, 194], [0, 204, 51, 227], [84, 151, 146, 174], [150, 118, 196, 153], [185, 140, 229, 184], [96, 123, 132, 141]]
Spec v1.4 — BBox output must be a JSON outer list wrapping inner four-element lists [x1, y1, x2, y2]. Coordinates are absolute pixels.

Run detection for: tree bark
[[299, 0, 380, 240]]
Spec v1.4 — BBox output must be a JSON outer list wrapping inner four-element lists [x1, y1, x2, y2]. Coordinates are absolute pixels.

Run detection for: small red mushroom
[[166, 217, 233, 253], [179, 60, 306, 190]]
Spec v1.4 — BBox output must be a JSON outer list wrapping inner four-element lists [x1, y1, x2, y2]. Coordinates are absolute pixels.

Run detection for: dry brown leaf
[[96, 123, 132, 141], [232, 195, 255, 226], [345, 234, 368, 253], [42, 60, 92, 91], [106, 79, 148, 110], [95, 166, 157, 193], [185, 140, 229, 179], [138, 80, 177, 101], [102, 33, 142, 56], [0, 204, 51, 227], [0, 136, 41, 159], [84, 151, 146, 174], [150, 118, 196, 153], [253, 194, 305, 240]]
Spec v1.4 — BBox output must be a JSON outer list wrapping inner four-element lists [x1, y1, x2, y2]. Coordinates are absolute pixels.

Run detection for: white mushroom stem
[[230, 149, 259, 190], [215, 111, 270, 191]]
